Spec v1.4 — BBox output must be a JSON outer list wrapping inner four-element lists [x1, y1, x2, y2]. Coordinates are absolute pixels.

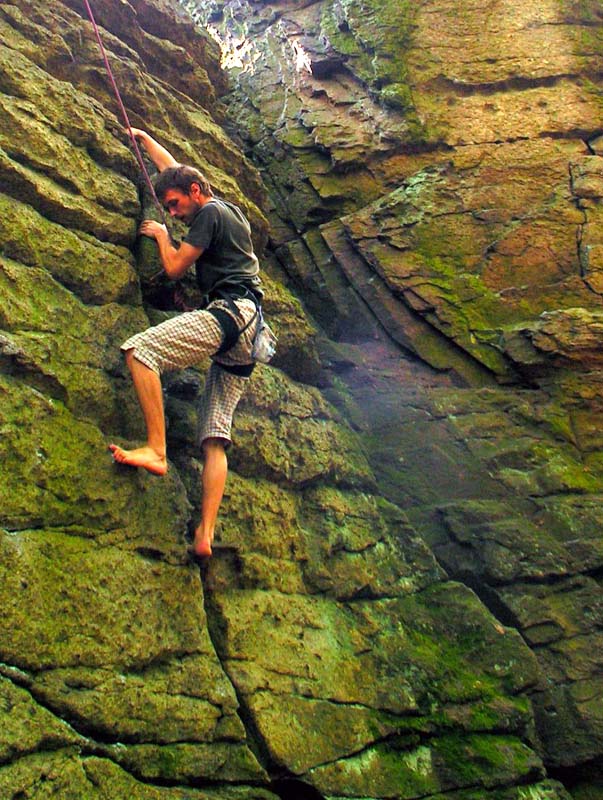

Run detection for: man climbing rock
[[109, 128, 265, 560]]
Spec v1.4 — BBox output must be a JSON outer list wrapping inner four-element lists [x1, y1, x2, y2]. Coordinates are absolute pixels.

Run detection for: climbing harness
[[82, 0, 167, 226], [206, 284, 276, 375]]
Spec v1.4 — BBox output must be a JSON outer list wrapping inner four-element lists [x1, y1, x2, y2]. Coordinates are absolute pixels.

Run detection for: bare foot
[[189, 526, 213, 559], [109, 444, 167, 476]]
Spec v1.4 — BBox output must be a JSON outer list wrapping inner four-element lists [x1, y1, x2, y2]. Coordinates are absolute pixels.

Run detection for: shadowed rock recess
[[0, 0, 601, 798]]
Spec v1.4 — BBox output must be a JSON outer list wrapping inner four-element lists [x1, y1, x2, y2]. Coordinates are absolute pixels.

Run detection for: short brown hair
[[154, 165, 213, 200]]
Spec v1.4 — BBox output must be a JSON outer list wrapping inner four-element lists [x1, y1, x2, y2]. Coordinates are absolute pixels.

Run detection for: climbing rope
[[82, 0, 167, 225]]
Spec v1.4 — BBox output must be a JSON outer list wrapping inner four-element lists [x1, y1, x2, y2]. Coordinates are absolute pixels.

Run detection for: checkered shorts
[[121, 299, 257, 446]]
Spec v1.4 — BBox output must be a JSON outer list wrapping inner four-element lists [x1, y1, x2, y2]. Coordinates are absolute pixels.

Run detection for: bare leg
[[191, 438, 228, 558], [109, 350, 168, 475]]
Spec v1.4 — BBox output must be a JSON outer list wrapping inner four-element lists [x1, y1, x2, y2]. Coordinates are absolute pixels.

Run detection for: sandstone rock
[[2, 0, 603, 796], [194, 4, 603, 793], [503, 308, 603, 368]]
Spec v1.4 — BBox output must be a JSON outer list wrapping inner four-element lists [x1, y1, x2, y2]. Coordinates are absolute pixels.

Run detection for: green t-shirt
[[183, 197, 261, 297]]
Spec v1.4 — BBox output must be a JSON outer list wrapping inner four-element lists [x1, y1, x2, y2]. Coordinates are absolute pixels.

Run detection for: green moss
[[308, 168, 381, 205], [433, 733, 541, 788], [356, 175, 535, 375], [319, 0, 428, 141], [308, 733, 542, 797], [403, 628, 501, 706], [468, 695, 531, 731], [110, 742, 266, 783], [307, 740, 440, 798], [520, 441, 602, 494], [0, 193, 139, 305], [558, 0, 603, 25], [381, 81, 415, 111], [280, 124, 315, 149], [321, 0, 414, 83]]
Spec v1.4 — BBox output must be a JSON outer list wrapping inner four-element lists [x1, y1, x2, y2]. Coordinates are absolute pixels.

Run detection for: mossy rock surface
[[192, 2, 603, 792], [3, 0, 603, 797], [0, 749, 277, 799]]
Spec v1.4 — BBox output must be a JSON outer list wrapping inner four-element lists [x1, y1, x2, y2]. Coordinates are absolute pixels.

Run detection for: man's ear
[[190, 182, 202, 199]]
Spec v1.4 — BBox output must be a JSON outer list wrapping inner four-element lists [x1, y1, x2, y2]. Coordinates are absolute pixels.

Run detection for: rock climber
[[109, 128, 264, 560]]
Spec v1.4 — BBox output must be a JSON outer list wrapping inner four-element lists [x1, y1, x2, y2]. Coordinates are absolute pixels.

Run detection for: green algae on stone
[[232, 409, 375, 487], [0, 530, 203, 671], [531, 494, 603, 571], [338, 181, 518, 375], [30, 655, 243, 744], [0, 250, 151, 427], [437, 501, 581, 584], [325, 780, 572, 799], [0, 377, 127, 530], [499, 575, 603, 650], [0, 748, 278, 799], [205, 472, 442, 598], [0, 676, 82, 763], [208, 581, 539, 779], [231, 367, 376, 488], [0, 143, 135, 245], [211, 588, 420, 710], [320, 0, 414, 96], [0, 37, 134, 176], [532, 679, 603, 770], [306, 733, 542, 798], [513, 782, 579, 800], [240, 690, 422, 776], [0, 374, 189, 536], [109, 741, 267, 783], [0, 92, 135, 215], [5, 0, 603, 796], [431, 733, 543, 790], [0, 193, 140, 305], [355, 583, 539, 705], [259, 272, 322, 383], [319, 0, 430, 143], [298, 487, 443, 598]]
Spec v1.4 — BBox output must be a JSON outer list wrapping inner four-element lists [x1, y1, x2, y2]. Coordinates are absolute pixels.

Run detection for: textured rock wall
[[0, 3, 596, 800], [180, 1, 603, 798]]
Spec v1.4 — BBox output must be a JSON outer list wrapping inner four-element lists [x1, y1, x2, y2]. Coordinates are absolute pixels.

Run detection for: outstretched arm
[[130, 128, 178, 172]]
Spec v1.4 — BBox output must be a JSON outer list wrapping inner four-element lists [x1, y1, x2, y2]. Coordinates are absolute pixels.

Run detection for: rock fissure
[[429, 72, 581, 97], [198, 581, 278, 779]]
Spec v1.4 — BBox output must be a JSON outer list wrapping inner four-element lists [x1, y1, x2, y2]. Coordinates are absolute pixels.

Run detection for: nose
[[168, 207, 178, 217]]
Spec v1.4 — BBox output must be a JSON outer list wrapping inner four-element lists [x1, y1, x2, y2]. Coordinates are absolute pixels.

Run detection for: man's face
[[162, 188, 201, 225]]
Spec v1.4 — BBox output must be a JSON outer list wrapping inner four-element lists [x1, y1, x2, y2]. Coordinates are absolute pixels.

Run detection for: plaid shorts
[[121, 299, 257, 446]]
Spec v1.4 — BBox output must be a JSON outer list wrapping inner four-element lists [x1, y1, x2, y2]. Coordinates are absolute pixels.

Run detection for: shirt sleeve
[[183, 204, 219, 250]]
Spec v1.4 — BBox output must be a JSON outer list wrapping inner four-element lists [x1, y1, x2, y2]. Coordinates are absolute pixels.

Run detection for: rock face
[[180, 1, 603, 798], [0, 3, 598, 800]]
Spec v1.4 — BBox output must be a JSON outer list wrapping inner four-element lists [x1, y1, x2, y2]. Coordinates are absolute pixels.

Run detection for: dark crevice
[[199, 570, 280, 776], [427, 71, 580, 97], [444, 574, 525, 632], [549, 757, 603, 794], [438, 556, 603, 591], [271, 778, 326, 800]]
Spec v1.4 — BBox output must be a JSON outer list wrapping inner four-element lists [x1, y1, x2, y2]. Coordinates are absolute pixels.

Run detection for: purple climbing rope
[[82, 0, 167, 224]]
